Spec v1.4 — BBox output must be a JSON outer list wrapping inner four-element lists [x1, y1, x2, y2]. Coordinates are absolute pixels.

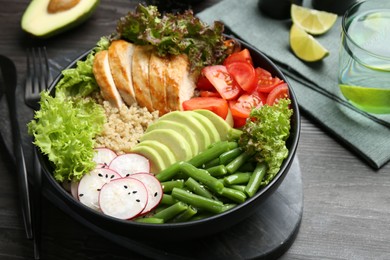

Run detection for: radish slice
[[78, 168, 121, 211], [109, 153, 150, 177], [99, 178, 148, 219], [130, 173, 163, 215], [93, 148, 117, 165]]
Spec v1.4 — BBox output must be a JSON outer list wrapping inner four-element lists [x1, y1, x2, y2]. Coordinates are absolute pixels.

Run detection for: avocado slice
[[140, 129, 193, 162], [158, 111, 211, 152], [131, 145, 167, 174], [187, 111, 221, 144], [194, 109, 242, 141], [146, 120, 199, 157], [21, 0, 100, 38], [134, 140, 176, 169]]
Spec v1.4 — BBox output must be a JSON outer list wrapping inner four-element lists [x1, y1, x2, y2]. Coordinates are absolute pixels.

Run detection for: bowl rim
[[40, 35, 301, 231]]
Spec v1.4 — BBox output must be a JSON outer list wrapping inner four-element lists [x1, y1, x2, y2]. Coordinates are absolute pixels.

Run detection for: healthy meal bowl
[[30, 4, 300, 240]]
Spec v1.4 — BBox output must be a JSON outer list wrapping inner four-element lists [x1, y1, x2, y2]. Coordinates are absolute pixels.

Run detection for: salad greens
[[238, 98, 293, 185], [116, 4, 226, 71], [27, 37, 109, 182]]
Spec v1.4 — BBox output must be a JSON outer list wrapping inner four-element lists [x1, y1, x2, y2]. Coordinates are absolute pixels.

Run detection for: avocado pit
[[48, 0, 81, 14]]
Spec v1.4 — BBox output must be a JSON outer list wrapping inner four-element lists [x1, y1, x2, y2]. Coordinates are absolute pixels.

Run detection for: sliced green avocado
[[187, 111, 221, 144], [140, 129, 193, 162], [21, 0, 100, 38], [134, 140, 176, 170], [158, 111, 211, 152], [131, 145, 167, 174], [146, 120, 199, 157], [194, 109, 242, 141]]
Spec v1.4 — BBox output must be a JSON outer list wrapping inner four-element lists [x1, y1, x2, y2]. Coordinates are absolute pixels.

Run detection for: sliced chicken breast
[[108, 40, 136, 106], [132, 45, 154, 112], [93, 50, 124, 108], [165, 54, 197, 112], [149, 52, 169, 116]]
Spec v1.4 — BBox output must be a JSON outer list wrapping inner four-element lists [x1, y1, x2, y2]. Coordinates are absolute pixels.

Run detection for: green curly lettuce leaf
[[28, 92, 105, 182], [116, 4, 226, 71], [238, 98, 293, 185], [55, 36, 110, 98]]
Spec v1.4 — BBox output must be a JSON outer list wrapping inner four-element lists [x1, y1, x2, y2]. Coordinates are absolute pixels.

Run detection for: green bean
[[220, 187, 246, 203], [172, 188, 224, 214], [219, 147, 243, 165], [161, 179, 184, 193], [134, 217, 164, 224], [169, 206, 198, 223], [223, 172, 252, 185], [160, 194, 178, 205], [155, 161, 184, 182], [225, 151, 253, 174], [153, 202, 188, 222], [245, 162, 267, 197], [189, 212, 214, 221], [206, 165, 228, 177], [228, 128, 243, 140], [202, 158, 220, 169], [221, 203, 237, 212], [227, 184, 246, 193], [187, 141, 238, 168], [185, 177, 214, 199], [180, 162, 224, 194]]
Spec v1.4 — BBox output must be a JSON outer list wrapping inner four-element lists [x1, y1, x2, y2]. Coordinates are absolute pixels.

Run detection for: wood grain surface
[[1, 0, 390, 259]]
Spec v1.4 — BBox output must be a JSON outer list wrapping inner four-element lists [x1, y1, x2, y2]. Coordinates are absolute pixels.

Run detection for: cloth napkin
[[197, 0, 390, 169]]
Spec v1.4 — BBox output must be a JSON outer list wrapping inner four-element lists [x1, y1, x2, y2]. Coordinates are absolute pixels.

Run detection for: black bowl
[[39, 37, 301, 241]]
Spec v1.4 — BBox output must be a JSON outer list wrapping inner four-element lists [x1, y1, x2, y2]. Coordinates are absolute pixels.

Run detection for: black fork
[[24, 46, 51, 260]]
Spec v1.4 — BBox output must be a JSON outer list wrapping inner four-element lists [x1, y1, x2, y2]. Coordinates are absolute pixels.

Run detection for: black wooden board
[[40, 158, 302, 260]]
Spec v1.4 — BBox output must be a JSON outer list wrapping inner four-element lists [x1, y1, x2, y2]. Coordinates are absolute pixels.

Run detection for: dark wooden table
[[1, 1, 390, 259]]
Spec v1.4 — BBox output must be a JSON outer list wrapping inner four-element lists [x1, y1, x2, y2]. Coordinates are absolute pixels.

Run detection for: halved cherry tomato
[[196, 74, 214, 91], [226, 61, 257, 92], [229, 94, 262, 120], [182, 97, 229, 119], [223, 49, 253, 66], [199, 90, 221, 98], [202, 65, 241, 100], [255, 67, 284, 93], [232, 116, 247, 128], [266, 83, 290, 105]]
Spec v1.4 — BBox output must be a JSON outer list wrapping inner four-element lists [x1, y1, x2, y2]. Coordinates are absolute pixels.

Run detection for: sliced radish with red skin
[[129, 173, 163, 215], [109, 153, 150, 178], [78, 168, 121, 211], [93, 147, 117, 165], [99, 177, 148, 220]]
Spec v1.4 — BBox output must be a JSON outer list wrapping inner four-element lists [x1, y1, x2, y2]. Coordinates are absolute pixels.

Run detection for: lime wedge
[[290, 23, 329, 62], [291, 4, 337, 35]]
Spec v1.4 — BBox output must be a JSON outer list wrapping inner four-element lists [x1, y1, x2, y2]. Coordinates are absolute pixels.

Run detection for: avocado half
[[21, 0, 100, 38]]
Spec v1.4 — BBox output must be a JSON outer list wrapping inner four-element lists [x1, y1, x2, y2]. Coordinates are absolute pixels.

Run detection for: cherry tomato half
[[223, 48, 253, 66], [182, 96, 229, 119], [229, 93, 263, 119], [226, 61, 257, 92], [266, 83, 290, 105], [196, 74, 214, 91], [199, 90, 221, 98], [202, 65, 241, 100], [255, 67, 284, 93]]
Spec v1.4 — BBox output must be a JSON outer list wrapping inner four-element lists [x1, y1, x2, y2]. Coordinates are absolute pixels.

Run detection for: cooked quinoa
[[94, 100, 159, 154]]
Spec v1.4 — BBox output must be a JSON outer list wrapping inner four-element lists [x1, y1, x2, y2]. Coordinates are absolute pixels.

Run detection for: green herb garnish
[[116, 4, 227, 71]]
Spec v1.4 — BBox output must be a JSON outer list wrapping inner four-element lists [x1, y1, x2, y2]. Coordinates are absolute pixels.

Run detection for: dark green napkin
[[197, 0, 390, 169]]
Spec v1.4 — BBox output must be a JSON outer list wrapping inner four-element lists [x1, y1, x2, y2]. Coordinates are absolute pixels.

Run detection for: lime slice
[[290, 23, 329, 62], [291, 4, 337, 35]]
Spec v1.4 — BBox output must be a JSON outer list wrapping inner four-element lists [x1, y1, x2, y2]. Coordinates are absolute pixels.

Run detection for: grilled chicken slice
[[108, 40, 136, 106], [149, 52, 169, 116], [165, 54, 197, 112], [132, 45, 154, 112], [93, 50, 124, 108]]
